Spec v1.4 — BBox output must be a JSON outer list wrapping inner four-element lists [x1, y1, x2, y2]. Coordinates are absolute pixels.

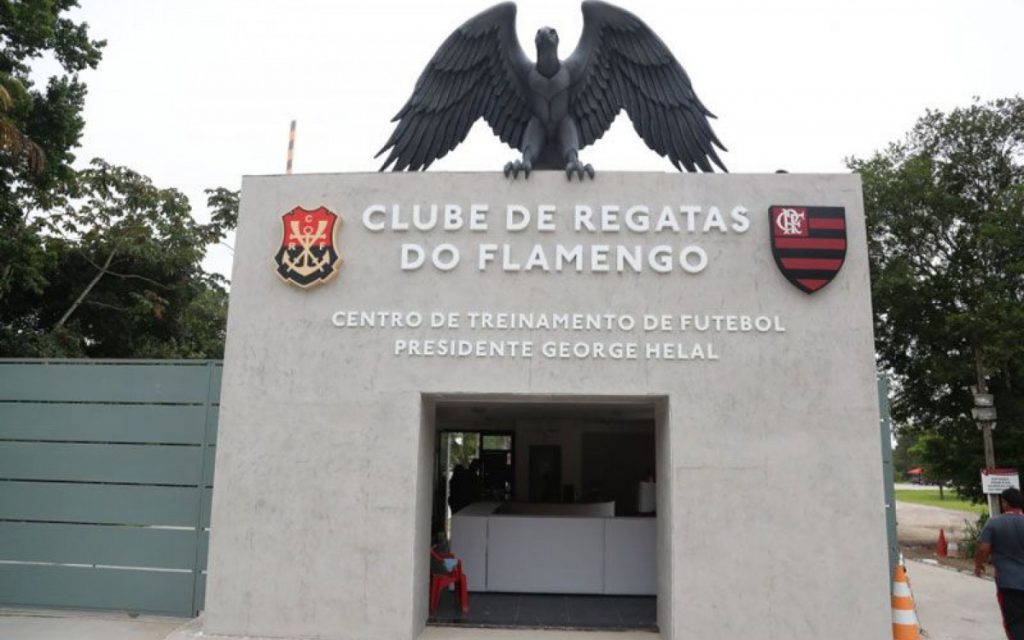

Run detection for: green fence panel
[[0, 403, 207, 444], [0, 359, 222, 617], [0, 481, 200, 526], [0, 362, 212, 403], [0, 442, 204, 485], [208, 408, 219, 440], [209, 365, 222, 403], [0, 522, 198, 570], [0, 564, 195, 616], [202, 446, 217, 486], [200, 487, 214, 529], [194, 573, 207, 614], [197, 530, 210, 570]]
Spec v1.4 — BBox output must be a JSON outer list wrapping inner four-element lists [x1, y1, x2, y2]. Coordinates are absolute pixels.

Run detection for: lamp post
[[972, 386, 999, 517]]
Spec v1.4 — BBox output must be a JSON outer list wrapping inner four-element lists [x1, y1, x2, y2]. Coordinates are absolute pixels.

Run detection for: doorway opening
[[424, 395, 666, 631]]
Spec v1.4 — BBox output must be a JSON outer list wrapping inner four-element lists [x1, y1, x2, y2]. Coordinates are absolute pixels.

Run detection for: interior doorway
[[423, 395, 666, 631], [435, 431, 514, 535], [528, 445, 561, 503]]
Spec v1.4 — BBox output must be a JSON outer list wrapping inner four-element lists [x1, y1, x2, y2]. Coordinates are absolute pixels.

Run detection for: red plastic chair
[[429, 548, 469, 613]]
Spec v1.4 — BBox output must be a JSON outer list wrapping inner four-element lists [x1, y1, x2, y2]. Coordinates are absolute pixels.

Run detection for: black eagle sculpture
[[376, 1, 726, 180]]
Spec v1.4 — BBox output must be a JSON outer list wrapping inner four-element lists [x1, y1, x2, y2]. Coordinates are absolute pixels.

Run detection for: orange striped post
[[892, 564, 921, 639], [286, 119, 296, 174]]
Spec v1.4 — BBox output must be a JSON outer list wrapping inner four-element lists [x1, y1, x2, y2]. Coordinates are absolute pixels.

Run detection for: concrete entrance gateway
[[198, 172, 890, 640]]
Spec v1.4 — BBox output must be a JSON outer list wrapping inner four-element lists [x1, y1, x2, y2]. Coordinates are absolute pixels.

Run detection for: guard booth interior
[[425, 395, 663, 630]]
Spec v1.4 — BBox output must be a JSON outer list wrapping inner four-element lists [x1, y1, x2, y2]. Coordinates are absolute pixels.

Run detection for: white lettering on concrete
[[679, 246, 708, 273], [400, 244, 425, 271], [624, 205, 650, 233], [537, 205, 556, 232], [361, 202, 755, 273], [574, 205, 596, 231], [506, 205, 530, 231], [331, 309, 787, 363], [730, 206, 750, 233], [469, 204, 489, 231], [362, 204, 387, 231], [432, 244, 460, 271]]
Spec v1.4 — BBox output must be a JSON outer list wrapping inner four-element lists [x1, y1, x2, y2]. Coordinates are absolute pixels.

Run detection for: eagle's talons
[[503, 159, 531, 180], [565, 160, 595, 181]]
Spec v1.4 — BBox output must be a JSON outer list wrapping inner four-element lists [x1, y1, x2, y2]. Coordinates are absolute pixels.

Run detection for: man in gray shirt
[[976, 487, 1024, 639]]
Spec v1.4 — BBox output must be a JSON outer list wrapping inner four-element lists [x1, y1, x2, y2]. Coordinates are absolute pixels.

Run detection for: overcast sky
[[59, 0, 1024, 277]]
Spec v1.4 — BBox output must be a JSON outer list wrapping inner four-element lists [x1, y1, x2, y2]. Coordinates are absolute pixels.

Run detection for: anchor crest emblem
[[274, 206, 341, 288]]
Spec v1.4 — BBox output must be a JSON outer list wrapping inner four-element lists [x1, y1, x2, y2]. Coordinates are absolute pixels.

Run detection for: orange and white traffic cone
[[936, 529, 948, 558], [892, 564, 922, 640]]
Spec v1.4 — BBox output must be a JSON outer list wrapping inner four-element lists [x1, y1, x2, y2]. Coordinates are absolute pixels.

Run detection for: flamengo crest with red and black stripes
[[769, 206, 847, 294]]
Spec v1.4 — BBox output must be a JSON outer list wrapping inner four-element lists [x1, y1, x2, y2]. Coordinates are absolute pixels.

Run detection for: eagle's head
[[535, 27, 559, 52]]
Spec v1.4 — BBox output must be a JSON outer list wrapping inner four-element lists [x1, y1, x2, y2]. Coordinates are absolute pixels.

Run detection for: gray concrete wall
[[411, 398, 434, 638], [206, 172, 890, 640], [654, 398, 673, 636]]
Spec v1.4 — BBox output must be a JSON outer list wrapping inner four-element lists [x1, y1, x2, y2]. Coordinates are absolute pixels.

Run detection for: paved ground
[[419, 628, 656, 639], [0, 550, 1002, 640], [1, 564, 1004, 640], [163, 617, 658, 640], [907, 559, 1003, 640], [0, 608, 185, 640], [894, 485, 994, 635], [896, 498, 981, 545]]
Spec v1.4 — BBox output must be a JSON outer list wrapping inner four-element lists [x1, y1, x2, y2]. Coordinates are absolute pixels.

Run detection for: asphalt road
[[908, 559, 1003, 640], [896, 498, 983, 545]]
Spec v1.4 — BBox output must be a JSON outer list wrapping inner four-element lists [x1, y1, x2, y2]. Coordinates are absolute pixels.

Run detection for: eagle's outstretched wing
[[564, 1, 727, 172], [377, 2, 533, 171]]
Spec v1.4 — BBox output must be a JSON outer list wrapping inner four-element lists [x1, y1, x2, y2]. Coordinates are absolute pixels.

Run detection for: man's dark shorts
[[998, 587, 1024, 640]]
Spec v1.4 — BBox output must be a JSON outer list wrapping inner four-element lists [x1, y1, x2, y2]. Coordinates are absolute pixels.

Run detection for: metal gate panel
[[0, 403, 208, 443], [0, 442, 204, 484], [0, 362, 213, 403], [0, 522, 198, 569], [0, 565, 195, 614], [0, 360, 219, 616], [0, 481, 201, 526]]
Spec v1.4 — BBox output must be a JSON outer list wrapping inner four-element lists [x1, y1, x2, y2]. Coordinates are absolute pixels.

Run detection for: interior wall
[[581, 431, 655, 513], [512, 419, 654, 505], [436, 415, 654, 508], [513, 419, 577, 502]]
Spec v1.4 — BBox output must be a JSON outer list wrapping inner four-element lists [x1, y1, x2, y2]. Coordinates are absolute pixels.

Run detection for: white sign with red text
[[982, 468, 1021, 494]]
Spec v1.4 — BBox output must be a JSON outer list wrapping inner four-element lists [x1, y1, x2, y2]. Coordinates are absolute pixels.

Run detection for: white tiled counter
[[450, 502, 656, 595]]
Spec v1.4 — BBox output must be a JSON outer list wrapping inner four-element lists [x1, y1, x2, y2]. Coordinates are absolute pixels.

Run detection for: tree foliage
[[0, 75, 45, 171], [1, 160, 236, 358], [0, 0, 104, 222], [849, 97, 1024, 500], [0, 2, 239, 359]]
